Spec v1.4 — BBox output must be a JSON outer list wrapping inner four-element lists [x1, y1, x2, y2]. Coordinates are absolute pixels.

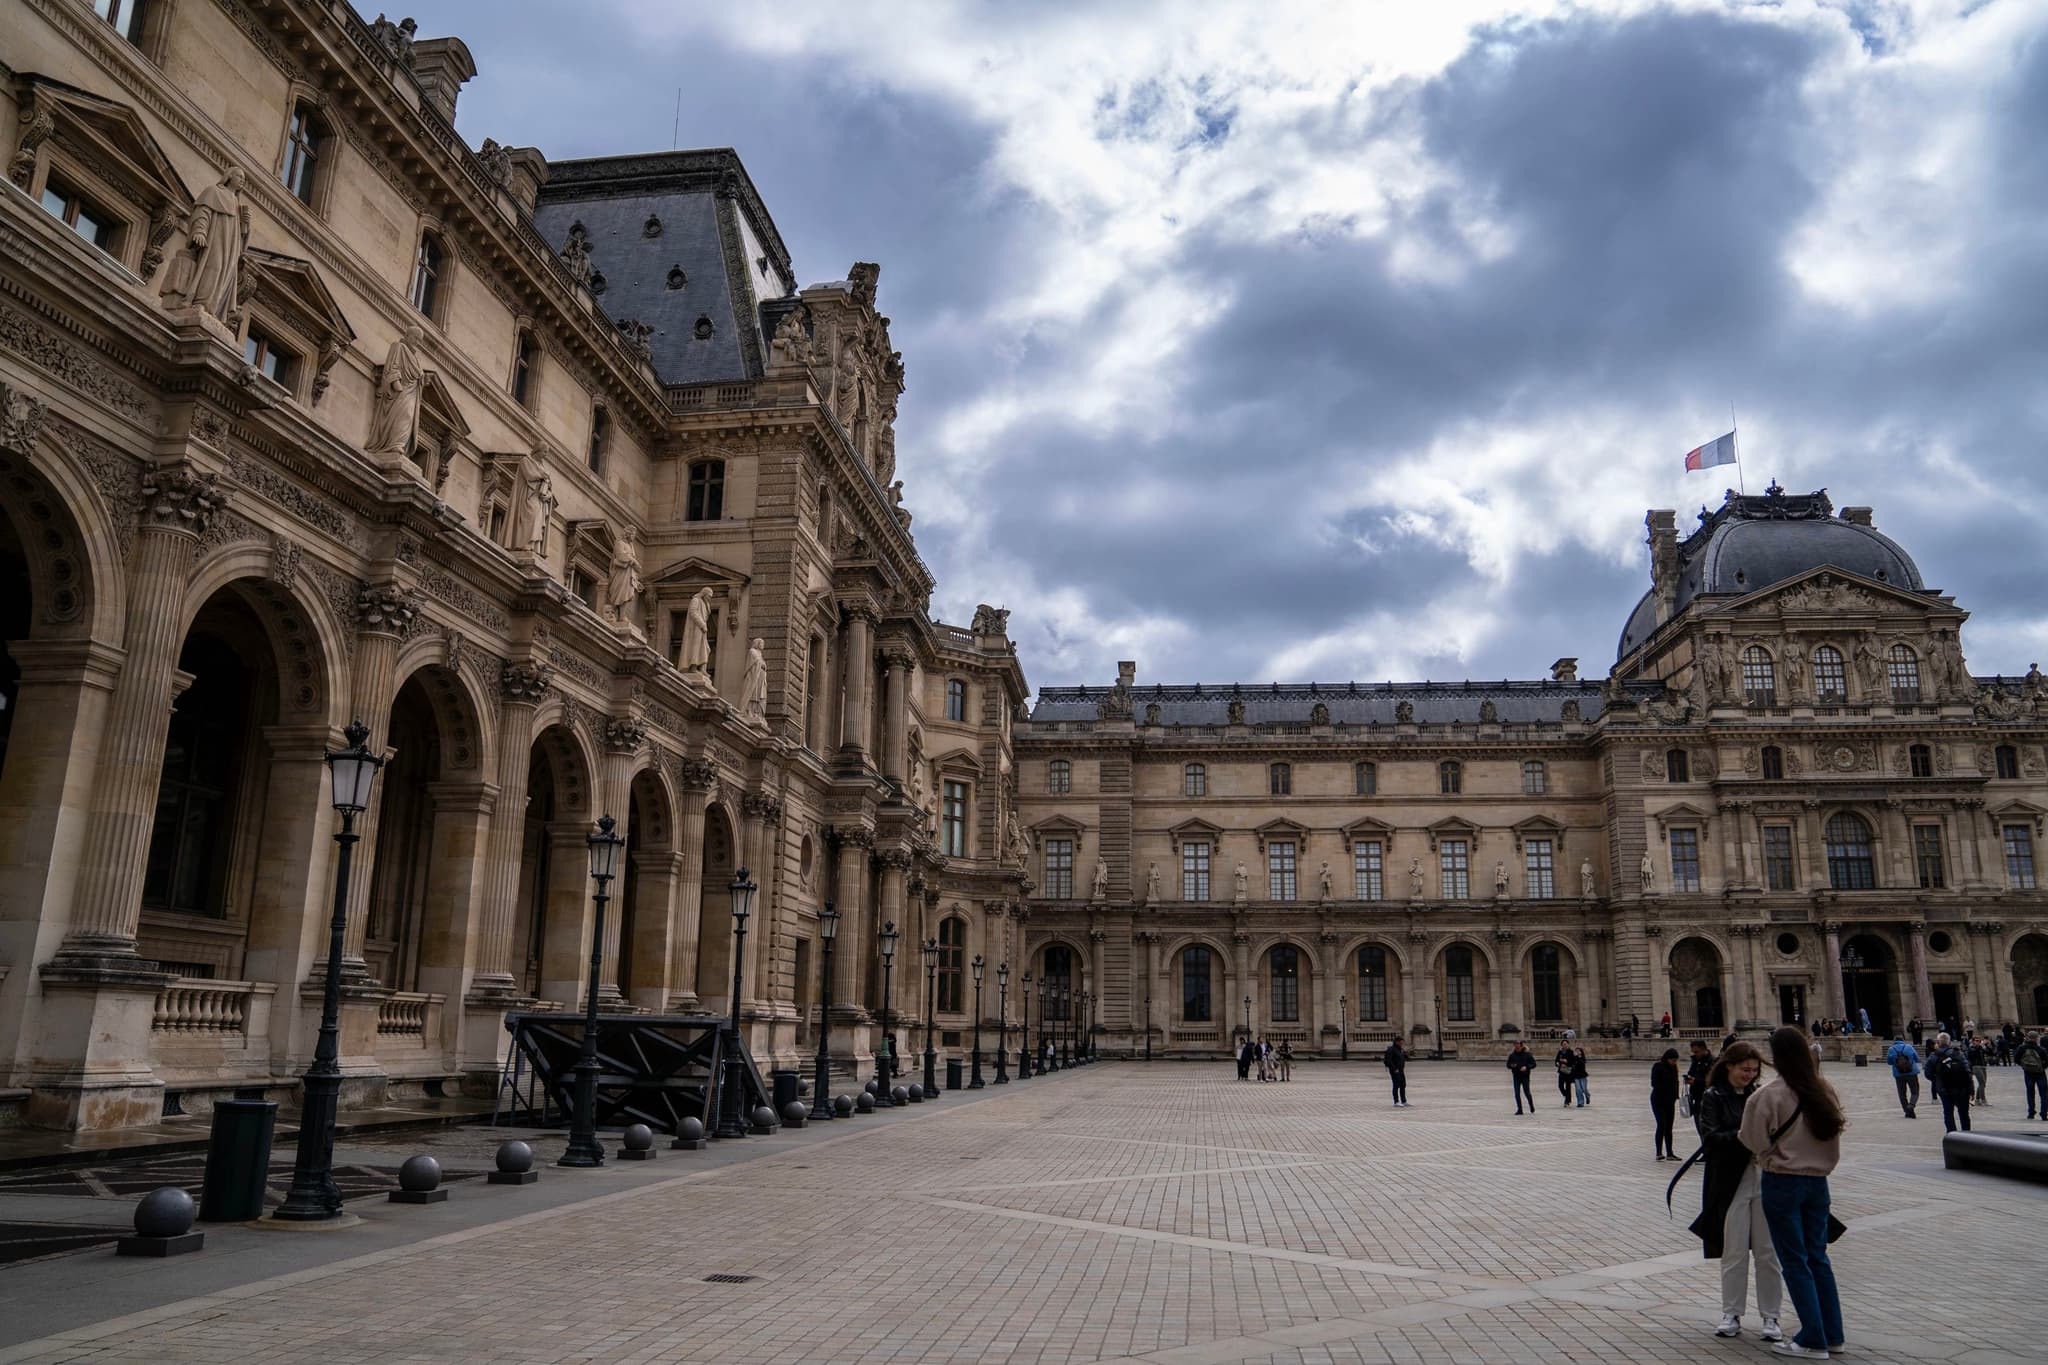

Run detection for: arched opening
[[1436, 942, 1489, 1033], [1179, 944, 1214, 1023], [1839, 932, 1896, 1036], [1041, 943, 1074, 1022], [516, 723, 593, 1005], [1264, 943, 1304, 1027], [1669, 936, 1725, 1030], [364, 677, 440, 989], [1525, 940, 1579, 1031], [691, 803, 737, 1010], [2013, 934, 2048, 1027], [1355, 943, 1400, 1027]]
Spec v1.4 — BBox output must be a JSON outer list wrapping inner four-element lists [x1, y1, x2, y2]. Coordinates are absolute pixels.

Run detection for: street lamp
[[557, 814, 627, 1167], [275, 720, 383, 1220], [1040, 976, 1054, 1071], [875, 920, 899, 1105], [1144, 990, 1152, 1062], [995, 962, 1011, 1083], [1340, 994, 1349, 1061], [969, 955, 987, 1088], [1088, 989, 1097, 1061], [807, 903, 838, 1123], [1061, 985, 1074, 1068], [714, 866, 758, 1140], [1243, 994, 1252, 1044], [921, 937, 940, 1097], [1433, 991, 1445, 1061], [1021, 972, 1034, 1078]]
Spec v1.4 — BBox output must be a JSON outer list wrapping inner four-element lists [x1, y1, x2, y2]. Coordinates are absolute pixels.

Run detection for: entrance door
[[1844, 968, 1892, 1035], [1931, 983, 1961, 1034], [1778, 983, 1806, 1025]]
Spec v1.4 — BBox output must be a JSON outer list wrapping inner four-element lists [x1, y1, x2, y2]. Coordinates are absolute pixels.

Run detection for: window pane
[[1269, 763, 1290, 795], [1670, 829, 1701, 891], [1913, 825, 1945, 889], [1048, 760, 1069, 794], [1267, 841, 1296, 901], [1824, 814, 1874, 890], [1357, 947, 1387, 1021], [1531, 944, 1562, 1021], [1353, 840, 1382, 900], [1888, 646, 1921, 704], [2004, 825, 2036, 889], [1741, 647, 1776, 706], [687, 461, 726, 521], [1761, 745, 1784, 780], [1355, 762, 1376, 795], [942, 781, 967, 857], [1666, 749, 1689, 783], [1813, 646, 1846, 702], [1269, 946, 1299, 1022], [1182, 947, 1212, 1021], [1445, 945, 1474, 1021], [1440, 839, 1469, 899], [1764, 826, 1796, 890], [1522, 760, 1546, 795], [1045, 838, 1072, 898], [1524, 838, 1553, 899], [1184, 763, 1206, 797], [1181, 842, 1210, 901], [1440, 762, 1461, 794]]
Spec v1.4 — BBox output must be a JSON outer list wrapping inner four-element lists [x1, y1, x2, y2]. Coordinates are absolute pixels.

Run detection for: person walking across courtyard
[[1236, 1036, 1252, 1080], [2018, 1030, 2048, 1119], [1507, 1040, 1536, 1114], [1570, 1040, 1591, 1107], [1277, 1040, 1293, 1081], [1741, 1027, 1847, 1359], [1692, 1040, 1783, 1344], [1928, 1032, 1972, 1133], [1384, 1038, 1409, 1107], [1967, 1033, 1990, 1104], [1554, 1039, 1576, 1107], [1652, 1047, 1681, 1160], [1884, 1034, 1920, 1118], [1684, 1039, 1713, 1131]]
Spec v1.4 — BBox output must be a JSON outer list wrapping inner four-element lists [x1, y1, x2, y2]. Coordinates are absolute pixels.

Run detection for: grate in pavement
[[0, 1221, 129, 1267], [702, 1273, 757, 1284]]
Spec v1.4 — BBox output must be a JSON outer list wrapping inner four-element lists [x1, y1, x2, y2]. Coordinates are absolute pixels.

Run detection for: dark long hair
[[1768, 1026, 1846, 1140], [1706, 1040, 1764, 1091]]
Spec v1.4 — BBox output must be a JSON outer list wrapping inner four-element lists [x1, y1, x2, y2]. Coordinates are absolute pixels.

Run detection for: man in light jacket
[[1883, 1035, 1920, 1118]]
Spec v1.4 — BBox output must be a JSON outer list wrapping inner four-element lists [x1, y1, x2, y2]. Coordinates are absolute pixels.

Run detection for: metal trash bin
[[770, 1069, 801, 1112], [199, 1099, 277, 1222], [1853, 1053, 1869, 1067], [946, 1058, 963, 1091]]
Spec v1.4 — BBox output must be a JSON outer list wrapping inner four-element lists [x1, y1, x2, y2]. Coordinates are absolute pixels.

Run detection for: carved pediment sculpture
[[240, 248, 357, 404]]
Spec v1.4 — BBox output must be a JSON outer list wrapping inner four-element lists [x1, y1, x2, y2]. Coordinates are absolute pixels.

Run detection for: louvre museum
[[2, 0, 2045, 1131]]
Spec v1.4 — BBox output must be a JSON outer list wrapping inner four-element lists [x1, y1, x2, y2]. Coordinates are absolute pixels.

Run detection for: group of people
[[1235, 1036, 1294, 1082], [1884, 1027, 2047, 1128]]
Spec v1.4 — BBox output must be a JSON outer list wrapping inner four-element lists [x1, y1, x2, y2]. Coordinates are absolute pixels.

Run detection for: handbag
[[1678, 1090, 1692, 1118], [1768, 1101, 1848, 1244]]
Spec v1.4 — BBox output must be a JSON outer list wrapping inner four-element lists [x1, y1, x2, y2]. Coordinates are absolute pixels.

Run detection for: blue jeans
[[1940, 1091, 1971, 1132], [1574, 1075, 1590, 1105], [2024, 1071, 2046, 1117], [1893, 1073, 1919, 1113], [1760, 1172, 1844, 1350], [1511, 1074, 1533, 1111]]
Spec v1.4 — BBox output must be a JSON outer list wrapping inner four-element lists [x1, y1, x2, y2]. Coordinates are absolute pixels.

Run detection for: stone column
[[1576, 931, 1601, 1031], [338, 583, 418, 977], [737, 794, 772, 1009], [1822, 921, 1846, 1022], [880, 648, 912, 784], [742, 793, 784, 1012], [538, 823, 595, 1007], [596, 718, 646, 1007], [666, 761, 715, 1010], [1493, 935, 1518, 1036], [837, 607, 874, 766], [1987, 923, 2017, 1024], [1137, 929, 1159, 1054], [629, 849, 682, 1012], [1646, 924, 1671, 1025], [469, 663, 549, 998], [832, 830, 873, 1013], [1907, 920, 1936, 1022], [1317, 931, 1340, 1055]]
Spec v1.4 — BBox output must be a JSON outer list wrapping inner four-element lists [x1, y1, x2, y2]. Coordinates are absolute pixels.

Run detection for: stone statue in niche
[[1395, 700, 1414, 723], [364, 325, 424, 459], [741, 637, 769, 720], [1854, 632, 1885, 695], [1227, 698, 1246, 725], [771, 310, 811, 368], [1494, 861, 1509, 898], [1932, 631, 1968, 699], [162, 168, 250, 323], [1408, 858, 1424, 899], [560, 227, 593, 286], [1233, 863, 1249, 903], [1145, 862, 1162, 903], [605, 551, 642, 628], [1479, 699, 1498, 723], [477, 138, 511, 186], [1092, 860, 1110, 901], [1008, 813, 1029, 865], [1560, 699, 1582, 723], [676, 588, 713, 675], [1580, 860, 1597, 898], [1639, 848, 1656, 893], [511, 471, 556, 558], [1318, 862, 1334, 901]]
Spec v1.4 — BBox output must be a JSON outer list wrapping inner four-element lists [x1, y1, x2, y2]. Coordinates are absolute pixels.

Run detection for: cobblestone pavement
[[3, 1059, 2042, 1364]]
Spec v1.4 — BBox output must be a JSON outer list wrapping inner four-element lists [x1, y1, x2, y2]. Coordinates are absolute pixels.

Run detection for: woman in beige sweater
[[1739, 1027, 1847, 1359]]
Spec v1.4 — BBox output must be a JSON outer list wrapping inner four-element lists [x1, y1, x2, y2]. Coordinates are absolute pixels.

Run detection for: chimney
[[1116, 660, 1136, 691], [505, 147, 548, 216], [410, 36, 477, 123], [1646, 509, 1679, 624], [1840, 507, 1873, 526], [1551, 658, 1579, 682]]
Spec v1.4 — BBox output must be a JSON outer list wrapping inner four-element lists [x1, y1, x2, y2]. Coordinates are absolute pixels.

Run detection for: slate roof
[[1028, 680, 1630, 726]]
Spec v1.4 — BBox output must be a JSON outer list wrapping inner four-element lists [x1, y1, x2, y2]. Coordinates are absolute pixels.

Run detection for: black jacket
[[1688, 1080, 1758, 1258], [1507, 1049, 1536, 1075], [1651, 1060, 1680, 1104], [1684, 1056, 1712, 1102], [1383, 1044, 1406, 1072]]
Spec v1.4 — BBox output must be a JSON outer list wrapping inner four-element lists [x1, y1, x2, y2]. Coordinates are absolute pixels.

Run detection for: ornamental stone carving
[[602, 717, 648, 753], [1395, 700, 1414, 723], [0, 380, 47, 451], [140, 464, 227, 535], [675, 757, 719, 792], [499, 661, 553, 704], [355, 584, 420, 635]]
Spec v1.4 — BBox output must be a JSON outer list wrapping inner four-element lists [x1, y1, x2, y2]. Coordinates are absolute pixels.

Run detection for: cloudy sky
[[440, 0, 2048, 692]]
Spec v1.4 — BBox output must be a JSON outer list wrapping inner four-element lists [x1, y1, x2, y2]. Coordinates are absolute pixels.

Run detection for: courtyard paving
[[0, 1057, 2041, 1364]]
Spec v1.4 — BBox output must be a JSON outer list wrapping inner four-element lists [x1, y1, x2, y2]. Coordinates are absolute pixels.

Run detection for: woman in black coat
[[1651, 1047, 1681, 1159], [1688, 1041, 1783, 1340]]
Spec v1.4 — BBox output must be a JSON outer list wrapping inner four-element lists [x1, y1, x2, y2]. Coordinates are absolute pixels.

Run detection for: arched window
[[1269, 763, 1291, 796], [1181, 946, 1213, 1022], [281, 102, 327, 206], [410, 231, 446, 318], [1996, 744, 2020, 780], [1354, 761, 1376, 795], [1741, 646, 1776, 706], [1813, 645, 1846, 702], [1888, 645, 1922, 704], [685, 459, 725, 521], [937, 917, 966, 1013], [1825, 813, 1876, 890], [1183, 763, 1206, 797], [141, 634, 248, 916], [510, 330, 539, 408], [1444, 944, 1475, 1022], [1522, 760, 1547, 795], [1043, 944, 1073, 1020], [1666, 748, 1690, 783], [1357, 945, 1388, 1021], [1047, 759, 1071, 794], [946, 678, 967, 722], [1909, 743, 1932, 778], [1439, 760, 1462, 795], [1530, 943, 1563, 1022], [1269, 945, 1300, 1022], [1760, 745, 1784, 780], [586, 404, 608, 473]]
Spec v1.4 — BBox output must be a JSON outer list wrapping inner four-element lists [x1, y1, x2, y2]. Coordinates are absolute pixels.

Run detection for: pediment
[[417, 371, 469, 440], [1166, 817, 1223, 850], [1990, 799, 2047, 834], [15, 75, 190, 213], [1029, 815, 1086, 848], [1254, 816, 1309, 851], [645, 556, 750, 593], [930, 745, 982, 779], [1650, 800, 1715, 832], [1722, 568, 1950, 620], [1342, 816, 1394, 847], [1511, 815, 1565, 850], [243, 249, 353, 348], [1425, 815, 1479, 849]]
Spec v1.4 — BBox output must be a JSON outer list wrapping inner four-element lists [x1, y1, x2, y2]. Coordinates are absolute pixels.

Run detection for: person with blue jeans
[[1740, 1026, 1847, 1359], [2017, 1031, 2047, 1119], [1883, 1035, 1920, 1117]]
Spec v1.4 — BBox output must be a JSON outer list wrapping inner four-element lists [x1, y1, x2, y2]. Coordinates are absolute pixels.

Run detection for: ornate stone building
[[0, 0, 1028, 1130], [1016, 488, 2048, 1058]]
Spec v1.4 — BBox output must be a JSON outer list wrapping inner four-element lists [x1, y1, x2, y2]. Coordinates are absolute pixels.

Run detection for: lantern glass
[[729, 867, 757, 925], [324, 720, 381, 814], [971, 953, 984, 985], [586, 815, 624, 880], [819, 904, 839, 942], [998, 962, 1010, 989], [879, 920, 898, 963]]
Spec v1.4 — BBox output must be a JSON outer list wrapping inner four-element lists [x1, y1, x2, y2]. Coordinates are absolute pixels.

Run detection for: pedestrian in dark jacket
[[1928, 1032, 1972, 1132], [1652, 1048, 1682, 1159], [1553, 1042, 1576, 1107], [1506, 1041, 1536, 1114], [2019, 1030, 2048, 1119], [1684, 1040, 1713, 1130], [1690, 1041, 1783, 1342], [1236, 1037, 1252, 1080], [1383, 1040, 1408, 1107], [1569, 1043, 1590, 1106], [1967, 1035, 1990, 1104]]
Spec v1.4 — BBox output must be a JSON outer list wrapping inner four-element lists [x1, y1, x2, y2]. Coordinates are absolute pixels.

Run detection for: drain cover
[[703, 1273, 757, 1284]]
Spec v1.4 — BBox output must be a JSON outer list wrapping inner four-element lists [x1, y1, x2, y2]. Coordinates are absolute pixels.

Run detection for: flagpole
[[1730, 402, 1745, 494]]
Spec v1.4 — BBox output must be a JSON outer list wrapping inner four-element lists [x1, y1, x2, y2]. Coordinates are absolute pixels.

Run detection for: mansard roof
[[1028, 679, 1614, 727]]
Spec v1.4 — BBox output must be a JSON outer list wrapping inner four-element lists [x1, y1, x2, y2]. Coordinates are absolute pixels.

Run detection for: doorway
[[1778, 982, 1807, 1025], [1931, 982, 1962, 1034]]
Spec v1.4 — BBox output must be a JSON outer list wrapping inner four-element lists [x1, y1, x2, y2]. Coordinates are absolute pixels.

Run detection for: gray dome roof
[[1618, 488, 1924, 659]]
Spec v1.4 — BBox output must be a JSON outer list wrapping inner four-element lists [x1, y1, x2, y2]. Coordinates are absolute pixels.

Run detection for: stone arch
[[391, 638, 493, 777], [1255, 934, 1319, 1034], [2011, 933, 2048, 1027], [1839, 929, 1899, 1036], [1161, 933, 1233, 1028], [0, 437, 118, 641], [516, 718, 599, 1002], [1341, 936, 1405, 1031], [1035, 934, 1088, 1028], [179, 551, 348, 729], [692, 799, 740, 1009], [1519, 938, 1583, 1032], [614, 761, 679, 1003], [1668, 934, 1728, 1030], [1432, 936, 1496, 1034]]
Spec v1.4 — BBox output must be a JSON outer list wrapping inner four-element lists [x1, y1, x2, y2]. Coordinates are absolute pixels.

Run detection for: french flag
[[1683, 431, 1737, 471]]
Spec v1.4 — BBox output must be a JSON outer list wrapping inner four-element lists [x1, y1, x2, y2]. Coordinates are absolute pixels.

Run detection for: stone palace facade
[[0, 0, 1029, 1130]]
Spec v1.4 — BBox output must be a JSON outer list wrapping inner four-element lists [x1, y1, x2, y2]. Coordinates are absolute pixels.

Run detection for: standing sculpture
[[163, 168, 250, 322], [677, 588, 712, 675], [1639, 848, 1656, 893], [364, 326, 424, 458], [741, 637, 768, 720], [605, 551, 641, 627], [1580, 860, 1597, 898]]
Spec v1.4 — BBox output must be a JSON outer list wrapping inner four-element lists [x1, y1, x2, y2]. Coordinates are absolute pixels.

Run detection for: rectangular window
[[1044, 838, 1073, 899], [40, 180, 117, 251], [1357, 950, 1388, 1021], [1353, 841, 1383, 901], [1763, 825, 1796, 891], [2004, 824, 2036, 889], [1047, 759, 1070, 794], [1439, 839, 1469, 899], [1181, 842, 1211, 902], [941, 780, 968, 857], [686, 461, 725, 521], [1271, 952, 1300, 1022], [243, 328, 295, 387], [1267, 841, 1297, 901], [946, 679, 967, 722], [1181, 950, 1212, 1022], [94, 0, 148, 44], [1445, 947, 1475, 1022], [1913, 824, 1945, 889], [1524, 839, 1555, 899], [1670, 829, 1702, 892]]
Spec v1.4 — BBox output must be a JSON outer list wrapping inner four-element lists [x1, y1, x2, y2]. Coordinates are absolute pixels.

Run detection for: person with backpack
[[1383, 1038, 1409, 1107], [1740, 1027, 1847, 1359], [1651, 1047, 1682, 1160], [1236, 1036, 1253, 1080], [2017, 1030, 2047, 1120], [1927, 1032, 1972, 1133], [1884, 1034, 1920, 1118], [1967, 1033, 1990, 1104], [1506, 1040, 1537, 1114], [1691, 1040, 1783, 1343], [1277, 1039, 1293, 1082]]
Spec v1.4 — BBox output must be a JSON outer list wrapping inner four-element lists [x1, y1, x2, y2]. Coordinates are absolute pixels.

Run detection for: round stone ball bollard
[[749, 1104, 779, 1135], [906, 1083, 924, 1103], [120, 1186, 203, 1256], [619, 1123, 657, 1161], [890, 1085, 910, 1106], [782, 1100, 809, 1129], [864, 1079, 878, 1096], [671, 1115, 708, 1151], [833, 1094, 854, 1117], [855, 1091, 875, 1114], [391, 1154, 447, 1204], [489, 1140, 539, 1186]]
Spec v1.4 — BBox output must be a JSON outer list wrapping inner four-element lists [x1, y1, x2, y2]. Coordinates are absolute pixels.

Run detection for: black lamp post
[[1433, 990, 1445, 1061], [274, 720, 382, 1220], [1058, 986, 1070, 1068], [921, 936, 940, 1097], [1039, 977, 1053, 1071], [714, 866, 758, 1139], [807, 903, 838, 1123], [1068, 986, 1079, 1065], [1340, 994, 1349, 1061], [1021, 971, 1034, 1078], [557, 814, 626, 1167], [1144, 990, 1152, 1061], [1243, 993, 1252, 1045], [1088, 989, 1097, 1061], [968, 954, 986, 1088], [995, 962, 1011, 1083], [874, 920, 898, 1105], [1078, 988, 1088, 1063]]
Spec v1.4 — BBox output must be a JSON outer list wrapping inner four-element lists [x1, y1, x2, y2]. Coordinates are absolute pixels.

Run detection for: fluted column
[[470, 662, 550, 997], [881, 648, 912, 784], [338, 584, 418, 974], [62, 464, 227, 956], [1907, 920, 1936, 1021], [596, 718, 645, 1006], [1822, 921, 1846, 1021], [831, 829, 873, 1012], [666, 761, 715, 1010], [837, 607, 874, 765]]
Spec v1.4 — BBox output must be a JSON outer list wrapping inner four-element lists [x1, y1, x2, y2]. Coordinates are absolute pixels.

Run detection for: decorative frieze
[[140, 464, 228, 535], [500, 661, 554, 705], [356, 584, 421, 635], [0, 297, 155, 427]]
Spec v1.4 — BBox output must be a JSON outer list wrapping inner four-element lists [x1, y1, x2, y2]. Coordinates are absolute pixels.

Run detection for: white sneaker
[[1771, 1343, 1829, 1359], [1715, 1315, 1741, 1338], [1761, 1317, 1784, 1342]]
